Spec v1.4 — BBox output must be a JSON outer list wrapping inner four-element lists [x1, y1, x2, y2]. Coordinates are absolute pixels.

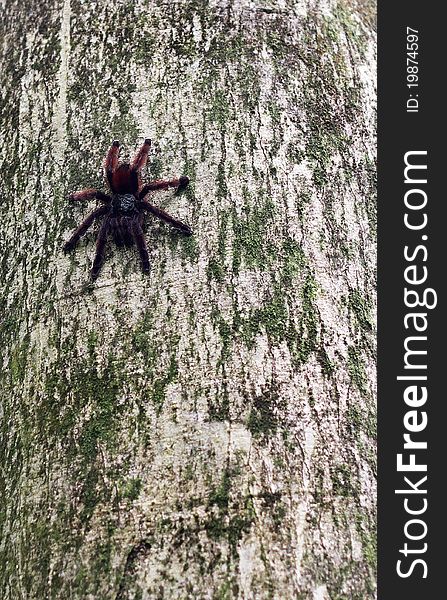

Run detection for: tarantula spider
[[63, 139, 192, 279]]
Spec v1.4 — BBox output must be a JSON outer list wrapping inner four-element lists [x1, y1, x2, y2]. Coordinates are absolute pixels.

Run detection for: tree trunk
[[0, 0, 376, 598]]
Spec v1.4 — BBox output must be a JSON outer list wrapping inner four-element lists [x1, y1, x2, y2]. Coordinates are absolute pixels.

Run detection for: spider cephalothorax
[[63, 139, 191, 279]]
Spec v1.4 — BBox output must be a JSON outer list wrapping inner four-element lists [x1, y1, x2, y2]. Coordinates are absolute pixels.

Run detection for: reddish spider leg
[[131, 139, 151, 172], [105, 140, 120, 188], [137, 199, 192, 236], [63, 205, 110, 252], [139, 176, 189, 199], [131, 219, 151, 273], [91, 218, 110, 280], [69, 188, 111, 203]]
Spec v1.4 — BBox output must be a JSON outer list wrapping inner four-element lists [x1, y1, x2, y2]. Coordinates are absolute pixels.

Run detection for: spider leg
[[105, 140, 120, 190], [68, 188, 111, 203], [137, 200, 192, 236], [131, 139, 151, 173], [63, 205, 109, 252], [91, 217, 110, 280], [131, 219, 151, 273], [139, 176, 189, 199]]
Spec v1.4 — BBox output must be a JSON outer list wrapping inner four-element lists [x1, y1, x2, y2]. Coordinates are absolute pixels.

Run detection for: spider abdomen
[[112, 193, 137, 215]]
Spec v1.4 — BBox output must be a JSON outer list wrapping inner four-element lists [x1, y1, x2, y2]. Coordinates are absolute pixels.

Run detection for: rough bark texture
[[0, 0, 376, 598]]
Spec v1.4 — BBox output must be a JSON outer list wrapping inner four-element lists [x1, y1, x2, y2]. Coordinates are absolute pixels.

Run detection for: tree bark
[[0, 0, 376, 598]]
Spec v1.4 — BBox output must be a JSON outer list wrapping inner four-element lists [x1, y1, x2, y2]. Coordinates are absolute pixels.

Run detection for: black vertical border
[[378, 2, 444, 598]]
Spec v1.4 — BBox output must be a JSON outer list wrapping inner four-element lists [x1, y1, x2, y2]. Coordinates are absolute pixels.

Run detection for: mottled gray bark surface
[[0, 0, 376, 598]]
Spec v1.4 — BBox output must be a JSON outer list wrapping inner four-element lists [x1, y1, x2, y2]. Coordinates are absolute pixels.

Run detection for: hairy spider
[[63, 139, 192, 279]]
